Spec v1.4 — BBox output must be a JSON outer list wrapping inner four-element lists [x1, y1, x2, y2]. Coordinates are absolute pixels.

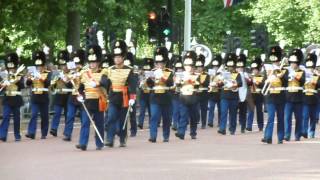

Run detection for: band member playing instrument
[[171, 56, 184, 131], [246, 57, 264, 132], [63, 49, 86, 141], [236, 53, 250, 133], [0, 53, 25, 142], [208, 55, 222, 127], [194, 54, 210, 129], [175, 51, 200, 140], [50, 50, 72, 137], [138, 58, 154, 129], [302, 53, 320, 138], [146, 47, 174, 143], [217, 53, 242, 135], [262, 46, 286, 144], [25, 50, 52, 140], [284, 49, 305, 141]]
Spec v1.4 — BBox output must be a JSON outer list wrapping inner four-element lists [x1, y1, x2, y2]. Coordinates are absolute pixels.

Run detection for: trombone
[[261, 58, 286, 96]]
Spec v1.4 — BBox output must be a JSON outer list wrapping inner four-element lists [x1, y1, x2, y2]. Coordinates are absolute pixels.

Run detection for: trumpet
[[0, 64, 25, 91]]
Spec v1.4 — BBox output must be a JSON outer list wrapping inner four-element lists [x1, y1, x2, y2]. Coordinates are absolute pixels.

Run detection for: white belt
[[32, 88, 49, 92], [198, 88, 208, 91], [255, 88, 262, 92], [286, 87, 303, 91], [153, 86, 170, 90], [55, 88, 74, 93], [303, 89, 317, 93], [6, 91, 22, 95], [269, 87, 285, 91]]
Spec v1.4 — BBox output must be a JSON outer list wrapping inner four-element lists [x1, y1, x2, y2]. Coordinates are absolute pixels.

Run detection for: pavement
[[1, 121, 320, 180]]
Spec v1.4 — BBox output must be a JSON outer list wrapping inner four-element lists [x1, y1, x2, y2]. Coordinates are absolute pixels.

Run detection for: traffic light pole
[[184, 0, 192, 51]]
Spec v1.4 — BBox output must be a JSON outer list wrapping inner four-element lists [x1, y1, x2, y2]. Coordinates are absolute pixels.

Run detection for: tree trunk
[[66, 0, 80, 50]]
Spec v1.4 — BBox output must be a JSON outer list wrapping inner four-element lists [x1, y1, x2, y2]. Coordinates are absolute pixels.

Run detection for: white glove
[[268, 74, 277, 82], [34, 72, 41, 79], [225, 81, 234, 88], [89, 81, 97, 88], [139, 81, 144, 88], [59, 72, 65, 79], [77, 95, 84, 103], [129, 99, 135, 106], [183, 72, 191, 81], [288, 71, 296, 80], [175, 76, 181, 84], [154, 69, 163, 79], [210, 81, 217, 87], [3, 80, 10, 86], [306, 77, 312, 84]]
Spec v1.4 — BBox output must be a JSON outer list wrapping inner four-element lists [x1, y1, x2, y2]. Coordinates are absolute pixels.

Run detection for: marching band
[[1, 41, 320, 151]]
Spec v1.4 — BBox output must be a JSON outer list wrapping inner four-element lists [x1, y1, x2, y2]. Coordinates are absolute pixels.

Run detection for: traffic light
[[148, 11, 158, 42], [222, 36, 242, 53], [159, 7, 172, 42], [250, 28, 268, 51], [233, 37, 242, 49]]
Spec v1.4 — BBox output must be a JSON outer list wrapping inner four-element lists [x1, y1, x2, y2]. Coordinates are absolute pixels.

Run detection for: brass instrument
[[261, 57, 286, 96], [0, 64, 25, 92]]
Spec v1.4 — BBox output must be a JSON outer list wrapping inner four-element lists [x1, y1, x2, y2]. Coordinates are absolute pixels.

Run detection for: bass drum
[[190, 44, 213, 67]]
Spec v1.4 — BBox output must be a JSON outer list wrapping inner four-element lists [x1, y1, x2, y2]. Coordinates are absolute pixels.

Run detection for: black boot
[[75, 144, 87, 151], [25, 134, 35, 139], [50, 129, 57, 137]]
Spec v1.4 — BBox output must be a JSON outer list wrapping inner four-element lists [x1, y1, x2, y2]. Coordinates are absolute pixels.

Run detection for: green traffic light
[[163, 28, 171, 36]]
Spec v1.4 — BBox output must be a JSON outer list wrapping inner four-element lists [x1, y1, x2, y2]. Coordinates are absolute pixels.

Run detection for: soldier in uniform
[[50, 50, 72, 137], [302, 53, 320, 138], [236, 53, 250, 133], [207, 54, 222, 127], [76, 45, 109, 151], [284, 49, 305, 141], [246, 57, 264, 131], [195, 54, 210, 129], [105, 40, 136, 147], [63, 49, 86, 141], [25, 50, 52, 139], [138, 58, 154, 129], [146, 47, 174, 143], [217, 53, 242, 135], [262, 46, 286, 144], [0, 53, 24, 142], [174, 51, 199, 140], [171, 55, 184, 131], [124, 52, 138, 137]]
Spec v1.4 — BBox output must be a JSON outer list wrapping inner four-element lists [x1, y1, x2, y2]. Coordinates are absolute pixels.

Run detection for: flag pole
[[184, 0, 192, 51]]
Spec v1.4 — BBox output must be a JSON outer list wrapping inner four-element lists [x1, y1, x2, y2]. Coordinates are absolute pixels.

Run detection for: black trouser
[[238, 101, 247, 131]]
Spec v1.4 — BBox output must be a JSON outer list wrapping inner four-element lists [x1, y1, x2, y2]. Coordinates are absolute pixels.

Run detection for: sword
[[80, 101, 104, 144], [122, 104, 133, 130], [70, 79, 104, 144]]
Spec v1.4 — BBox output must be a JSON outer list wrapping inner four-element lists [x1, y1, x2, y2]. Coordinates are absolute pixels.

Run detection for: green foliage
[[1, 0, 320, 63], [243, 0, 320, 47]]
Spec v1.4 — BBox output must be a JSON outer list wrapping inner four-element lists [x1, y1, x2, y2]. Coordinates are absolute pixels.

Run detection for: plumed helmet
[[112, 40, 127, 57], [154, 47, 169, 63], [5, 52, 19, 69], [87, 45, 102, 62], [32, 50, 46, 66], [183, 51, 197, 66], [268, 45, 282, 62], [56, 50, 70, 65]]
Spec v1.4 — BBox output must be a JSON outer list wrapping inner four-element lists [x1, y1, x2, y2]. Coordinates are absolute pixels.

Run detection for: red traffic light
[[148, 11, 157, 20]]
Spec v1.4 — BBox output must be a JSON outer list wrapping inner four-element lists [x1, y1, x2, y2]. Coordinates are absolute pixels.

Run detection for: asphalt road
[[1, 121, 320, 180]]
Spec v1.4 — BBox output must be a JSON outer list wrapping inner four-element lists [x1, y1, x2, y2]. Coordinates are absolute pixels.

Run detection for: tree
[[243, 0, 320, 47]]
